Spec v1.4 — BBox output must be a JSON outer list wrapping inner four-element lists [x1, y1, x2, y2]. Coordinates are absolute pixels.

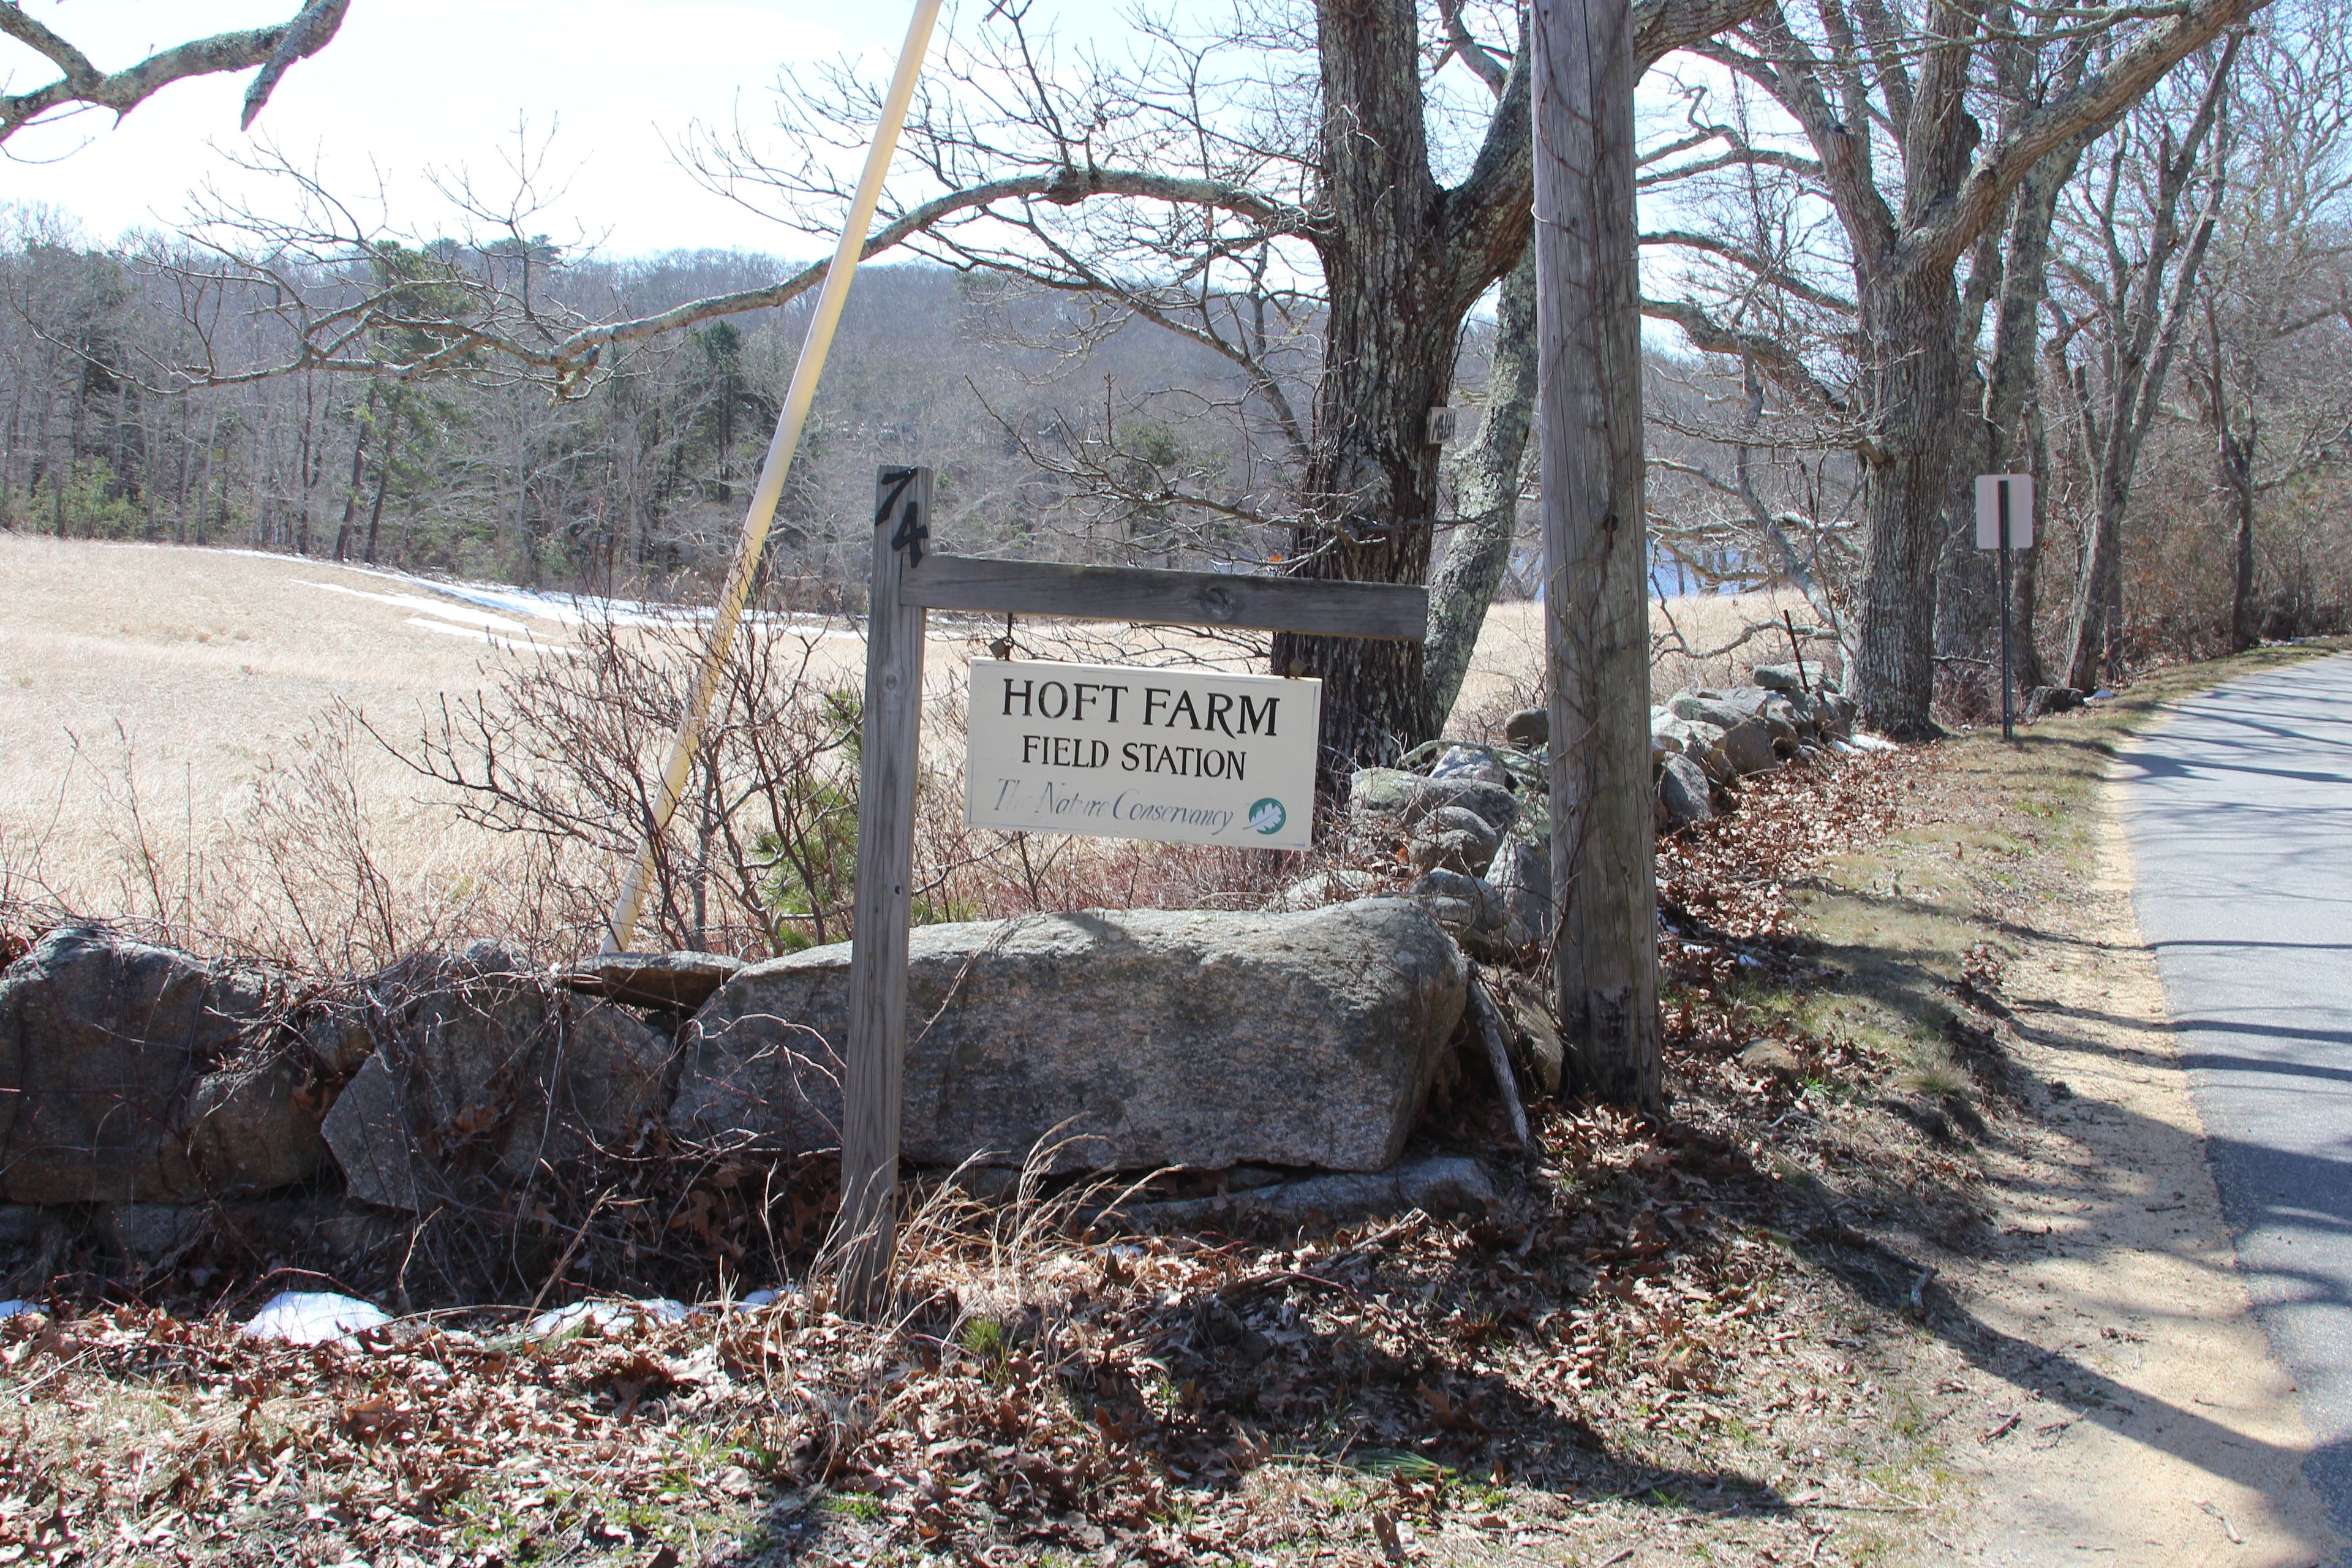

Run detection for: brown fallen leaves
[[1, 745, 1995, 1566]]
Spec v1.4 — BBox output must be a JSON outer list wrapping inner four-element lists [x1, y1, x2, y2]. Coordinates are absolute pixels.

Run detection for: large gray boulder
[[1660, 718, 1734, 785], [1427, 746, 1513, 790], [1269, 868, 1382, 911], [669, 900, 1467, 1175], [0, 928, 323, 1204], [320, 943, 674, 1212], [1408, 869, 1507, 943], [1752, 693, 1803, 749], [1669, 692, 1751, 732], [1657, 753, 1714, 826], [1348, 769, 1520, 839], [1407, 804, 1502, 876], [1720, 717, 1783, 775], [1782, 692, 1828, 740], [1485, 824, 1553, 951], [1502, 708, 1548, 748]]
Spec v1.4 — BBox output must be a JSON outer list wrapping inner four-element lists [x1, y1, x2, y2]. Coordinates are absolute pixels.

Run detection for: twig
[[527, 1189, 612, 1314], [1469, 969, 1531, 1148]]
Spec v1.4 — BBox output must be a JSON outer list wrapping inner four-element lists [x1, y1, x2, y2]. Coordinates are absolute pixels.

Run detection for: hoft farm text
[[1000, 673, 1280, 782]]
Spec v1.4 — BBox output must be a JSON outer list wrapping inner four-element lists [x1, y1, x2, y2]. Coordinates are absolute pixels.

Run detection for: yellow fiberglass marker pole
[[601, 0, 945, 954]]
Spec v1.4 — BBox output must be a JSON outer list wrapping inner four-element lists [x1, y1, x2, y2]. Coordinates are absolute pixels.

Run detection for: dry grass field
[[0, 533, 1818, 962], [0, 537, 532, 943]]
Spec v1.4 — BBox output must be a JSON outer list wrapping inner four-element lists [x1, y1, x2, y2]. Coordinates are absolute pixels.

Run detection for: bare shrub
[[385, 605, 864, 958]]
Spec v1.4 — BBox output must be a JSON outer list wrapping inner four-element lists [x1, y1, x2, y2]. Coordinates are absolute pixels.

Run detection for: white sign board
[[963, 659, 1321, 850], [1975, 473, 2036, 550]]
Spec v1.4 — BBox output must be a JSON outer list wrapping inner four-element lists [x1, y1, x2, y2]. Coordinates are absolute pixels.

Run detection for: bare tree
[[1928, 28, 2099, 703], [1638, 0, 2261, 734], [2045, 35, 2240, 690], [1, 0, 350, 143], [2187, 10, 2352, 650], [691, 0, 1778, 774], [159, 0, 1773, 776]]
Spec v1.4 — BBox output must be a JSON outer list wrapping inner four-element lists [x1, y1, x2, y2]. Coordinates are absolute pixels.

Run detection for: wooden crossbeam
[[900, 554, 1429, 641]]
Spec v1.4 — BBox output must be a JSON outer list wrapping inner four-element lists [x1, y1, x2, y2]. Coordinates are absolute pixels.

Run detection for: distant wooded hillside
[[0, 230, 1303, 603]]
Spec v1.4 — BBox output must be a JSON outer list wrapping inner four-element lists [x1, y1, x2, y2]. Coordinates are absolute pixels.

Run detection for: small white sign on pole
[[1975, 473, 2036, 550], [963, 658, 1321, 850]]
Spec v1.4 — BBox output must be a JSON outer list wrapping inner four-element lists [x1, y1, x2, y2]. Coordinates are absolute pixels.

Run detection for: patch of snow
[[0, 1299, 42, 1321], [529, 1298, 689, 1341], [696, 1287, 788, 1315], [405, 577, 689, 630], [300, 579, 540, 634], [242, 1291, 391, 1346], [402, 617, 580, 655], [1846, 733, 1900, 752], [304, 564, 854, 641]]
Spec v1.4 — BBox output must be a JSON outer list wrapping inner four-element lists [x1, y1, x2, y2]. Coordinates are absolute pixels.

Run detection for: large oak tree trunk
[[1853, 268, 1966, 739], [1272, 0, 1458, 780], [1931, 441, 2000, 698], [1266, 305, 1449, 777]]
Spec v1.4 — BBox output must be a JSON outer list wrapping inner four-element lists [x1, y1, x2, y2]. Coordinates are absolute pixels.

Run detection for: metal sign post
[[1975, 474, 2037, 744], [834, 466, 1429, 1314]]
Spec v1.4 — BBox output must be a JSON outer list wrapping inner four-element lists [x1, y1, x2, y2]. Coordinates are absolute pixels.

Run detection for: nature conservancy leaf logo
[[1248, 798, 1287, 835]]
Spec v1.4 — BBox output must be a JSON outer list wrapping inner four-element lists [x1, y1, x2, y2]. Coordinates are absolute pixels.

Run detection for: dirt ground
[[6, 707, 2272, 1568]]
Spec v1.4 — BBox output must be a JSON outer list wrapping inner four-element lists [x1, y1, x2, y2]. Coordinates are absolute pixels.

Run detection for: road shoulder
[[1936, 772, 2337, 1564]]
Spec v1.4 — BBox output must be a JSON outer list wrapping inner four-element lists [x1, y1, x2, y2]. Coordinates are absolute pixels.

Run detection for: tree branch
[[1, 0, 350, 141], [1642, 295, 1855, 424], [1916, 0, 2261, 270], [1641, 228, 1859, 312]]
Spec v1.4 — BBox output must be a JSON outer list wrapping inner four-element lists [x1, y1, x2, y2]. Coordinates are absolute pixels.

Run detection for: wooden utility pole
[[1532, 0, 1660, 1109]]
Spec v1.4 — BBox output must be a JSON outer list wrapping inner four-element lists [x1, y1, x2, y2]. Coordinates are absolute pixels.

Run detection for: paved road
[[2123, 652, 2352, 1539]]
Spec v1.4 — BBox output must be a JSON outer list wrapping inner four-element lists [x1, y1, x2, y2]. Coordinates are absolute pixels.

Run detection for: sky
[[0, 0, 1129, 257]]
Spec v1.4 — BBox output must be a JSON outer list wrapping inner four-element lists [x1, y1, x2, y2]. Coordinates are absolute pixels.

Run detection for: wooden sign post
[[838, 467, 933, 1311], [834, 466, 1428, 1313]]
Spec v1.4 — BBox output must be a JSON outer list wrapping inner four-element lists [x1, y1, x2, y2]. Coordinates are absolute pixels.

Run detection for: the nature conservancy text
[[963, 658, 1321, 849]]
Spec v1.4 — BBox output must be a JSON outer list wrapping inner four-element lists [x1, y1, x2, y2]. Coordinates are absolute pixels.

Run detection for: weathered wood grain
[[836, 466, 932, 1314], [1535, 0, 1662, 1110], [899, 554, 1428, 642]]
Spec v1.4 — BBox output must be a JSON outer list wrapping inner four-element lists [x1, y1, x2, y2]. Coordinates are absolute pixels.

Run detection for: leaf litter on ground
[[2, 745, 2039, 1567]]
